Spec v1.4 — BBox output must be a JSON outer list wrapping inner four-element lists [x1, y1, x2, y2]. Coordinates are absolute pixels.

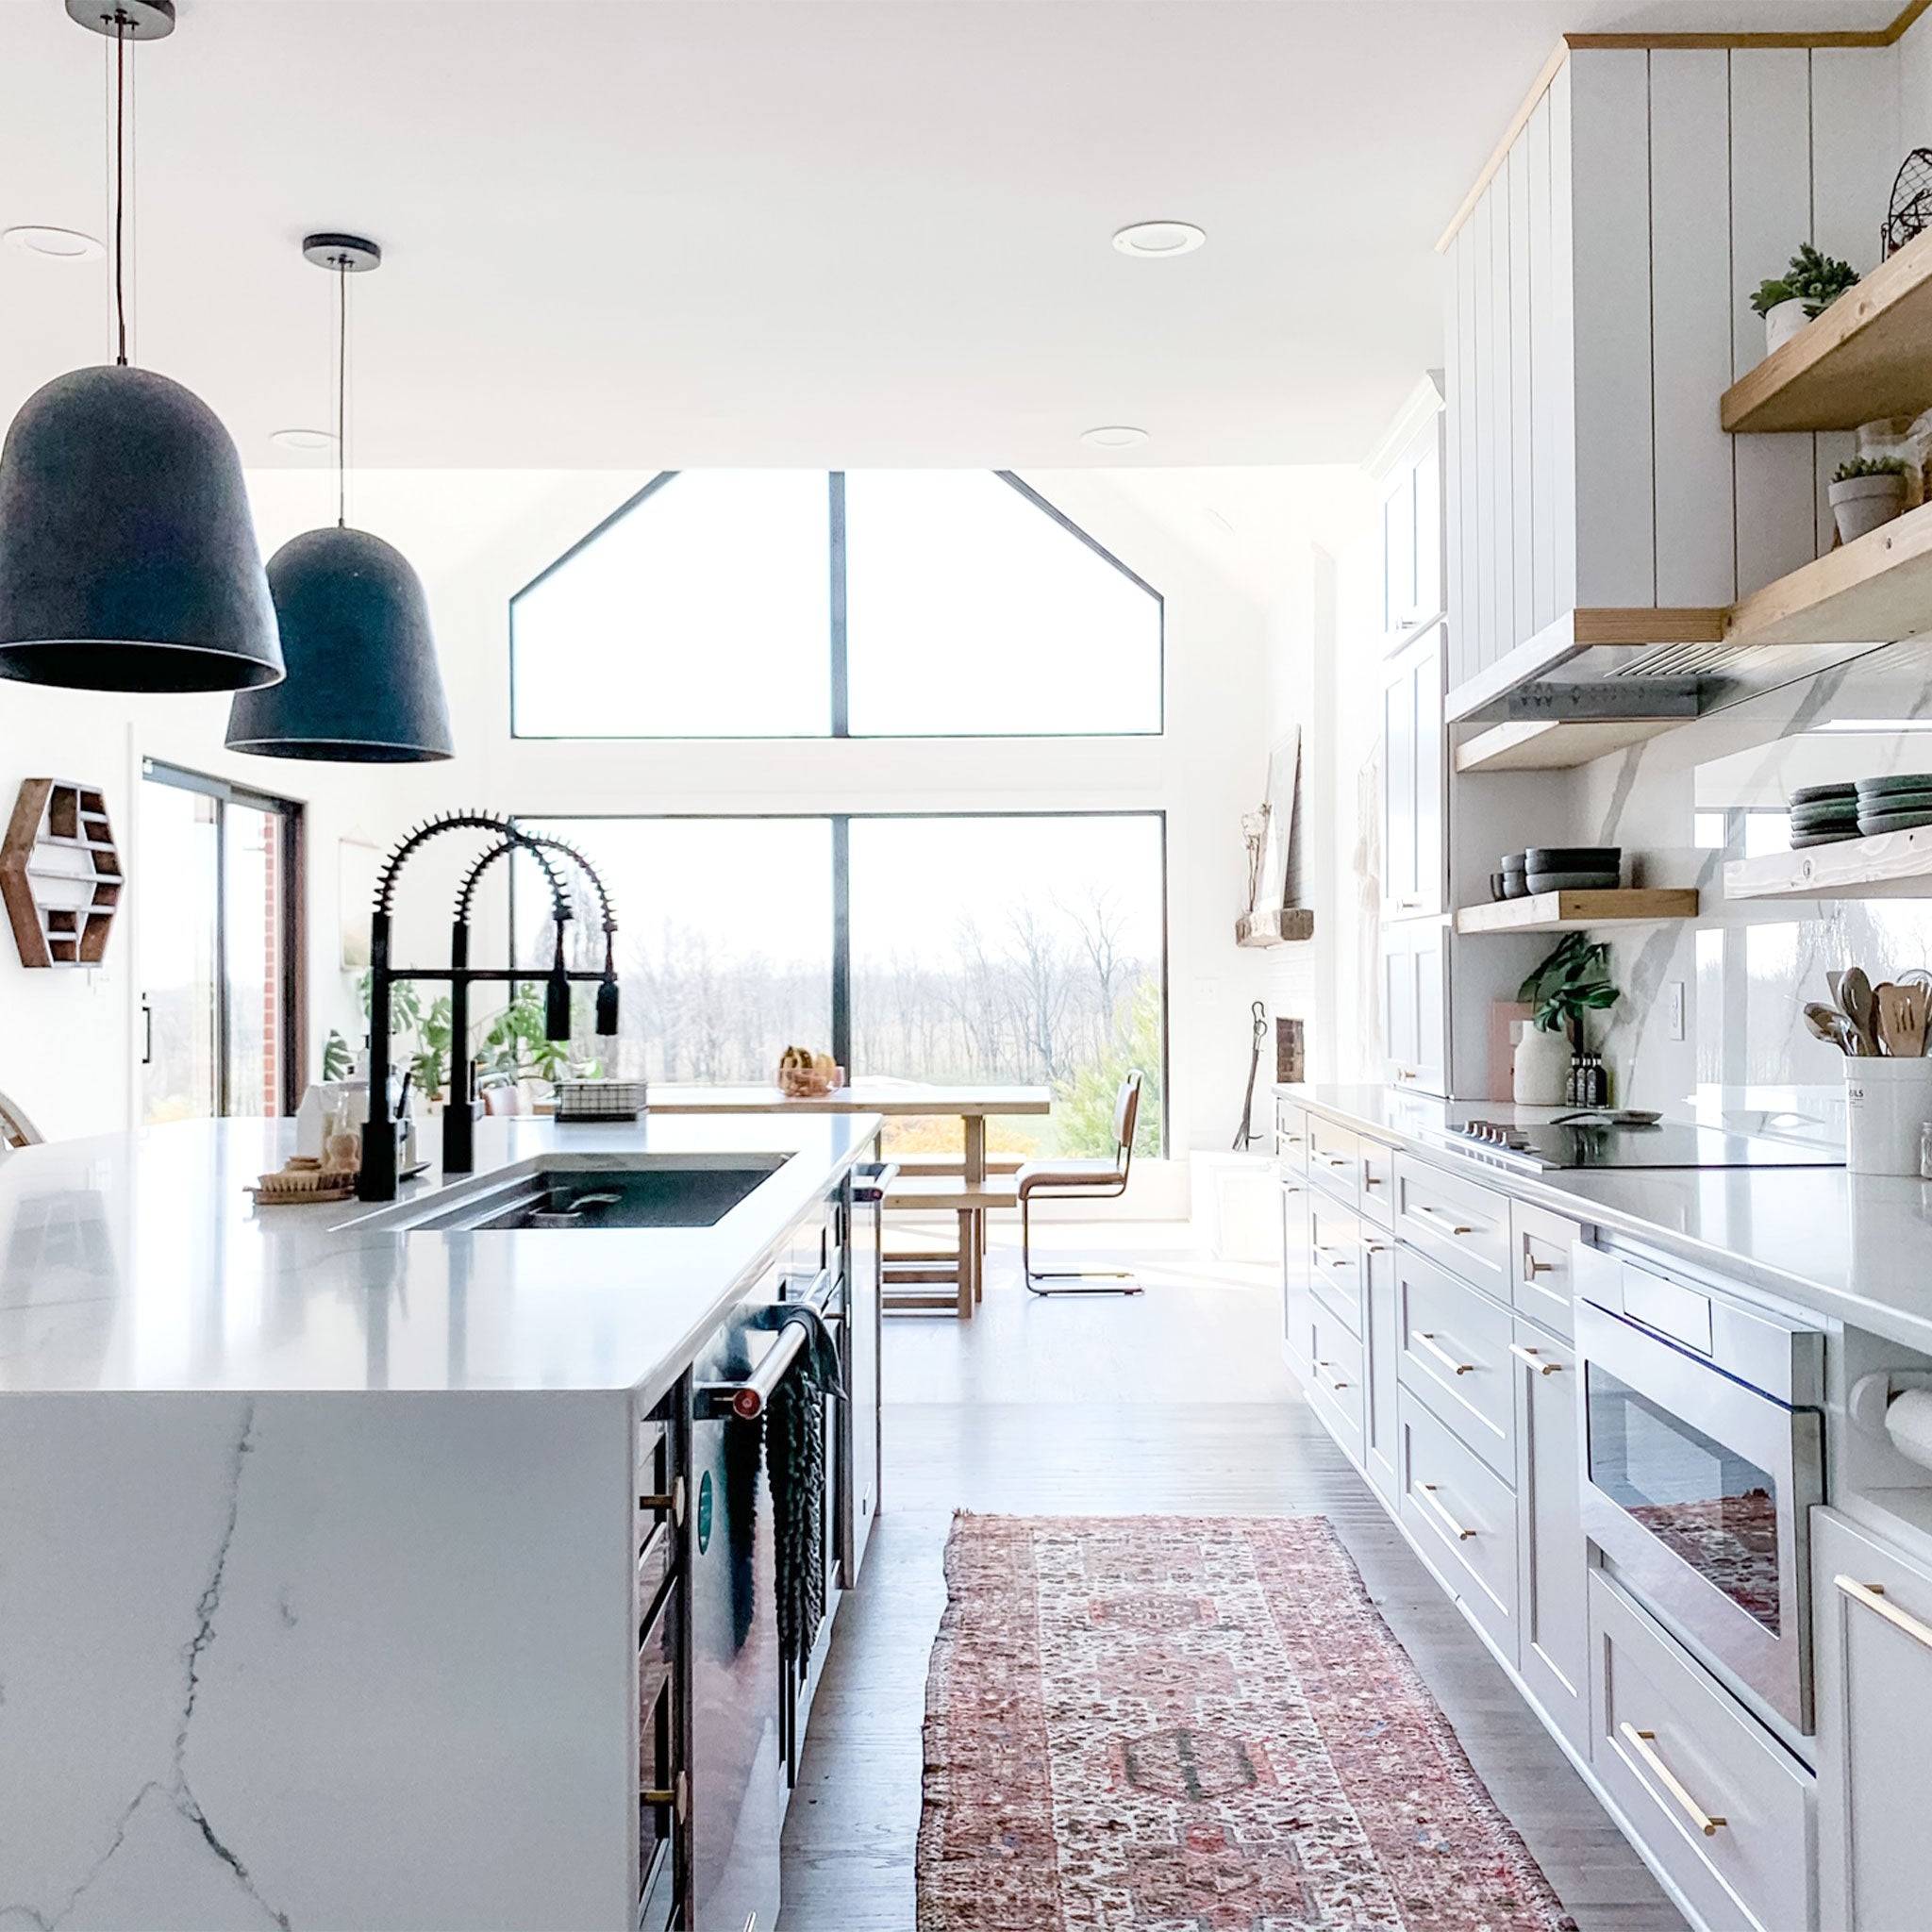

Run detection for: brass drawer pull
[[1508, 1342, 1561, 1375], [1523, 1249, 1557, 1280], [1313, 1358, 1350, 1391], [1412, 1203, 1474, 1236], [1362, 1172, 1384, 1188], [1618, 1724, 1725, 1837], [1837, 1575, 1932, 1653], [1324, 1155, 1352, 1169], [638, 1475, 687, 1525], [1310, 1242, 1353, 1270], [1417, 1482, 1475, 1541], [1414, 1330, 1475, 1375]]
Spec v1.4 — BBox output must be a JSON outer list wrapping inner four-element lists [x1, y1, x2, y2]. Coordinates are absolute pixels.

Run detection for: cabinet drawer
[[1511, 1200, 1582, 1340], [1357, 1137, 1396, 1230], [1307, 1193, 1363, 1336], [1590, 1571, 1814, 1932], [1814, 1508, 1932, 1932], [1307, 1114, 1361, 1204], [1396, 1243, 1515, 1479], [1398, 1387, 1519, 1663], [1307, 1298, 1365, 1467], [1394, 1154, 1509, 1299], [1275, 1101, 1309, 1174]]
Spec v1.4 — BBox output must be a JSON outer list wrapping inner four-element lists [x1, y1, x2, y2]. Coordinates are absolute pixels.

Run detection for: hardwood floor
[[778, 1224, 1687, 1930]]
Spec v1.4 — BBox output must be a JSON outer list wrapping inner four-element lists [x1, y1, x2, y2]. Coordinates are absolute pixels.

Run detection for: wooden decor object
[[0, 780, 123, 968], [1236, 907, 1315, 947]]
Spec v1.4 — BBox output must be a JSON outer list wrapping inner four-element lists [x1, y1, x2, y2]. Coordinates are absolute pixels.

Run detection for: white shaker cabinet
[[1380, 622, 1445, 923], [1373, 375, 1446, 648], [1361, 1230, 1400, 1504], [1380, 917, 1448, 1097], [1511, 1318, 1588, 1755], [1815, 1507, 1932, 1932]]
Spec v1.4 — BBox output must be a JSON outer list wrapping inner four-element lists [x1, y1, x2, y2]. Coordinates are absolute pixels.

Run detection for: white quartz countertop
[[0, 1112, 880, 1397], [1278, 1083, 1932, 1352]]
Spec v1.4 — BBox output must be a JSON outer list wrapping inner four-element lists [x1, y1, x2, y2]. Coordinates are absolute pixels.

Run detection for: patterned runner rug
[[918, 1514, 1577, 1930]]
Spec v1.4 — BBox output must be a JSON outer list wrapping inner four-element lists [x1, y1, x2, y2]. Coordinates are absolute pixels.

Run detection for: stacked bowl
[[1857, 774, 1932, 838], [1789, 783, 1860, 848], [1524, 846, 1620, 892]]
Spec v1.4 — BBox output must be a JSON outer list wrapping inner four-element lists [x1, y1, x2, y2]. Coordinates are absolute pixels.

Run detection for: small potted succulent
[[1752, 243, 1860, 355], [1830, 456, 1912, 542]]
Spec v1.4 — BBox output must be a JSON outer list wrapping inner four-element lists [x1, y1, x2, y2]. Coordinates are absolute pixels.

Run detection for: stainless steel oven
[[1576, 1253, 1824, 1733]]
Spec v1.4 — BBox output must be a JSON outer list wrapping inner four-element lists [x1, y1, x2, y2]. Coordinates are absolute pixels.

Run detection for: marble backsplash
[[1574, 636, 1932, 1141]]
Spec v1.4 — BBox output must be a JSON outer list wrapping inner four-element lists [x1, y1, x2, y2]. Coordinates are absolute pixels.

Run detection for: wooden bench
[[883, 1174, 1019, 1318]]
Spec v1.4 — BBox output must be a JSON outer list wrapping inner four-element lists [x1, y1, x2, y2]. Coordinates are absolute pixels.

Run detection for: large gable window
[[509, 471, 1162, 740]]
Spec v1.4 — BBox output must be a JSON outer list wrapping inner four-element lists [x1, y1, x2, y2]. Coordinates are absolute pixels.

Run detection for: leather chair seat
[[1015, 1157, 1126, 1198]]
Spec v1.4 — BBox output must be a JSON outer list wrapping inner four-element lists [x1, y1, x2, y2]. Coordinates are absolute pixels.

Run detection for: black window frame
[[506, 808, 1171, 1148], [507, 471, 1166, 742]]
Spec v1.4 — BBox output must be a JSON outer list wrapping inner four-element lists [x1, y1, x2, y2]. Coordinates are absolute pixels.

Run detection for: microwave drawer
[[1589, 1571, 1815, 1932], [1397, 1387, 1519, 1665], [1307, 1298, 1365, 1467], [1307, 1114, 1361, 1204], [1395, 1243, 1516, 1481], [1393, 1155, 1510, 1300], [1307, 1193, 1363, 1336], [1357, 1137, 1396, 1230]]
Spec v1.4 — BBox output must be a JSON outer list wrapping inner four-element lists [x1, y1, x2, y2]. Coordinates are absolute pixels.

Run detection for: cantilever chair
[[1018, 1070, 1144, 1296]]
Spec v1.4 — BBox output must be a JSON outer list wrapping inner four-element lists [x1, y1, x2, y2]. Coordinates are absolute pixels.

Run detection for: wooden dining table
[[644, 1081, 1052, 1188], [647, 1083, 1052, 1315]]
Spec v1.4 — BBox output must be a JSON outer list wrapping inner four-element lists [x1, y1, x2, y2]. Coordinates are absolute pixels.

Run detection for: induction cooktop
[[1428, 1115, 1844, 1175]]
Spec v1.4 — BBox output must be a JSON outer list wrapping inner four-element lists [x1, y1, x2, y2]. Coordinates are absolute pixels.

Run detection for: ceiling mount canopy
[[0, 0, 281, 694], [225, 233, 454, 762]]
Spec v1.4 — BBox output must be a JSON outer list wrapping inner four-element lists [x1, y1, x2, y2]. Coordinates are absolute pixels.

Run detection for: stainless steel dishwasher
[[689, 1278, 795, 1932]]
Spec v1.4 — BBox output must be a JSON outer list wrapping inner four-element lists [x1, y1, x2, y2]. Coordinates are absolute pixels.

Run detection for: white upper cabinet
[[1380, 626, 1445, 921], [1371, 376, 1446, 650]]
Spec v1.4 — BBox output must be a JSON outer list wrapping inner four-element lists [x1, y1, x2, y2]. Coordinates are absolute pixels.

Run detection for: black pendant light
[[0, 1, 282, 693], [225, 236, 454, 761]]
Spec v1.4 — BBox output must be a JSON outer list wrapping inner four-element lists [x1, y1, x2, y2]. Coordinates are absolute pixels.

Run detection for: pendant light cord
[[336, 258, 347, 526], [112, 16, 128, 366]]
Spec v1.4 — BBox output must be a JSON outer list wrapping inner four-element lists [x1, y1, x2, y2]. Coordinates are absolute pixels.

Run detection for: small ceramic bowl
[[1490, 871, 1510, 901]]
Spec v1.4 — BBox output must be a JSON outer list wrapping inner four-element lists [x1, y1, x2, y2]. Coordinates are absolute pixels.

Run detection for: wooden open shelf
[[1456, 715, 1692, 774], [1456, 889, 1699, 936], [1724, 824, 1932, 902], [1722, 228, 1932, 435], [1724, 499, 1932, 648]]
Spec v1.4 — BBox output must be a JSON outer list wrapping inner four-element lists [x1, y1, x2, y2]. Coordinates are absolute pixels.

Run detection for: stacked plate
[[1857, 774, 1932, 837], [1524, 846, 1620, 891], [1789, 782, 1860, 848]]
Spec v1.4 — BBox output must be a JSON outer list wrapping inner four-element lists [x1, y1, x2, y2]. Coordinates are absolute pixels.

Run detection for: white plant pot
[[1830, 473, 1908, 544], [1764, 297, 1811, 355], [1844, 1056, 1932, 1175], [1512, 1022, 1571, 1108]]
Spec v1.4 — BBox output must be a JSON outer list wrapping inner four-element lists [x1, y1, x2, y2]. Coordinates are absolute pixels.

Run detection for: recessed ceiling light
[[270, 427, 338, 452], [3, 225, 104, 261], [1112, 220, 1206, 258], [1081, 425, 1149, 450]]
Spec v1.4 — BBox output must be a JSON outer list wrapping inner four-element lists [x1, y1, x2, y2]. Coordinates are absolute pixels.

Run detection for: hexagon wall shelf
[[0, 780, 123, 967]]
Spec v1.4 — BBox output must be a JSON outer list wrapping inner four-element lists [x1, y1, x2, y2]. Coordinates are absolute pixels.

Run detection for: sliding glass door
[[139, 764, 302, 1124]]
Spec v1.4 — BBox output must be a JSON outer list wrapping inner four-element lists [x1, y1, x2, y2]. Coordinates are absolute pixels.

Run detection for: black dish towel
[[756, 1304, 844, 1670]]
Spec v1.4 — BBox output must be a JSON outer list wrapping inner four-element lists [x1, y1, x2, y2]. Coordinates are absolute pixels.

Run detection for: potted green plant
[[1511, 934, 1621, 1106], [1830, 455, 1911, 542], [1752, 243, 1860, 355]]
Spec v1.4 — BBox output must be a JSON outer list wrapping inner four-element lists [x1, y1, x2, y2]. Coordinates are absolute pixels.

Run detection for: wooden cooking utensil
[[1840, 966, 1881, 1057], [1879, 980, 1931, 1058]]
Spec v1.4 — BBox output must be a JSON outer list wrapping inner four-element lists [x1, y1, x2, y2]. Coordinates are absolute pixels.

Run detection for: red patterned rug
[[918, 1515, 1577, 1931]]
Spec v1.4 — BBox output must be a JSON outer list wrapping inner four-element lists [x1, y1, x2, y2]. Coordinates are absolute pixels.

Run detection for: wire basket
[[554, 1078, 648, 1122]]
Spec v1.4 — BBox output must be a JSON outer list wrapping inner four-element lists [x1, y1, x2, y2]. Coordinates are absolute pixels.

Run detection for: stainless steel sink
[[342, 1153, 789, 1233]]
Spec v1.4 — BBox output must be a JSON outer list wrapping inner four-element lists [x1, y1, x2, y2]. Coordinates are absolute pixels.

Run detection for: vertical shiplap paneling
[[1457, 214, 1480, 685], [1649, 49, 1737, 607], [1731, 48, 1817, 595], [1811, 46, 1904, 554], [1471, 191, 1497, 672], [1526, 90, 1557, 634], [1567, 49, 1655, 608], [1549, 59, 1578, 619], [1508, 142, 1534, 651], [1487, 174, 1514, 667], [1443, 229, 1465, 691]]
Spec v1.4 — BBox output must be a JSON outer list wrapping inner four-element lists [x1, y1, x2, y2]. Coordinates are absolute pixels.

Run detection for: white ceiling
[[0, 0, 1902, 471]]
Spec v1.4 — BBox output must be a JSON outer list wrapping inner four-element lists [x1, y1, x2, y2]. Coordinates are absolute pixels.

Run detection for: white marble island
[[0, 1111, 883, 1932]]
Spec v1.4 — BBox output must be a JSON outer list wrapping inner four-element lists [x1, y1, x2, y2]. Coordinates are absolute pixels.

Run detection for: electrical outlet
[[1666, 981, 1686, 1041]]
